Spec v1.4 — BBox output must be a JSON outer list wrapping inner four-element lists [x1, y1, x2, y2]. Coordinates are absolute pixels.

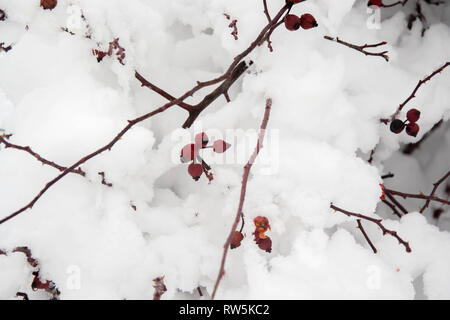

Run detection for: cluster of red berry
[[284, 0, 318, 31], [390, 108, 421, 137], [230, 216, 272, 253], [180, 132, 230, 181]]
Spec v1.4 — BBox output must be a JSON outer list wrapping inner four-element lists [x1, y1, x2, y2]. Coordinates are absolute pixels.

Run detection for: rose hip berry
[[256, 237, 272, 253], [0, 9, 6, 21], [40, 0, 57, 10], [188, 163, 203, 181], [195, 132, 209, 148], [230, 231, 244, 249], [368, 0, 383, 6], [180, 144, 196, 163], [285, 14, 301, 31], [405, 122, 419, 137], [300, 14, 318, 29], [406, 109, 421, 123], [213, 140, 231, 153], [390, 119, 406, 134]]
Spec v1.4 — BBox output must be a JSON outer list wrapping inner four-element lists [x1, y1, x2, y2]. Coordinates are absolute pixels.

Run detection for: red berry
[[213, 140, 230, 153], [300, 14, 318, 30], [256, 236, 272, 253], [405, 122, 419, 137], [254, 216, 270, 234], [180, 144, 196, 163], [230, 231, 244, 249], [188, 163, 203, 181], [286, 0, 306, 3], [406, 109, 421, 123], [0, 9, 6, 21], [40, 0, 57, 10], [368, 0, 383, 6], [390, 119, 405, 134], [195, 132, 209, 148], [284, 14, 301, 31]]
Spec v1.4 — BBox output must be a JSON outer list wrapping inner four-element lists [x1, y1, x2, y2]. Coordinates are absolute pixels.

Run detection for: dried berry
[[256, 237, 272, 253], [0, 9, 6, 21], [213, 140, 231, 153], [188, 163, 203, 181], [406, 108, 421, 123], [368, 0, 383, 6], [405, 122, 419, 137], [284, 14, 301, 31], [230, 231, 244, 249], [390, 119, 405, 134], [195, 132, 209, 148], [300, 14, 318, 30], [180, 144, 196, 163], [40, 0, 57, 10]]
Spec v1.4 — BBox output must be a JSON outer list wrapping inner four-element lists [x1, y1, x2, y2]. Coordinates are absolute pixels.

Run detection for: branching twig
[[402, 120, 443, 155], [381, 62, 450, 123], [211, 98, 273, 300], [324, 36, 389, 62], [385, 187, 450, 207], [331, 204, 411, 252], [419, 170, 450, 213], [0, 135, 85, 176], [0, 4, 292, 225], [385, 189, 409, 215]]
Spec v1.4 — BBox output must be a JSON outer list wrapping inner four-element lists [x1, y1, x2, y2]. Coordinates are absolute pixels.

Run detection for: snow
[[0, 0, 449, 299]]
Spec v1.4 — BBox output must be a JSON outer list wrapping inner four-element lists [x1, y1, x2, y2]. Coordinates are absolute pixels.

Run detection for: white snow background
[[0, 0, 450, 299]]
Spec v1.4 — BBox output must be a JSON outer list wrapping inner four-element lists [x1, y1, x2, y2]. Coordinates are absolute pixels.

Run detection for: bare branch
[[324, 36, 389, 62]]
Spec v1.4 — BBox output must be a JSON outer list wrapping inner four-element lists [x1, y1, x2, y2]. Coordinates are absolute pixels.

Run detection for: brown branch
[[419, 170, 450, 213], [330, 204, 411, 252], [98, 172, 113, 187], [263, 0, 271, 22], [324, 36, 389, 62], [0, 4, 291, 225], [381, 62, 450, 123], [385, 189, 408, 215], [0, 135, 85, 176], [211, 98, 273, 300], [385, 187, 450, 207], [357, 219, 377, 253], [0, 42, 12, 52], [382, 199, 403, 218]]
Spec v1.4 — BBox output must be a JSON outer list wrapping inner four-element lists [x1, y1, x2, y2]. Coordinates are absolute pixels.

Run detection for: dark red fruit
[[254, 216, 270, 234], [300, 14, 318, 29], [180, 144, 196, 163], [195, 132, 209, 148], [368, 0, 383, 6], [230, 231, 244, 249], [40, 0, 57, 10], [0, 9, 6, 21], [284, 14, 301, 31], [390, 119, 405, 134], [405, 122, 419, 137], [256, 237, 272, 253], [188, 163, 203, 181], [213, 140, 230, 153], [406, 109, 421, 123]]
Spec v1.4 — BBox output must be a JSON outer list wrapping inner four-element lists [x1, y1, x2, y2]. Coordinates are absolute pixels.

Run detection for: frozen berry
[[195, 132, 209, 148], [405, 122, 419, 137], [254, 216, 270, 234], [300, 14, 318, 29], [0, 9, 6, 21], [406, 109, 421, 123], [40, 0, 57, 10], [368, 0, 383, 6], [180, 144, 196, 163], [188, 163, 203, 181], [213, 140, 231, 153], [256, 237, 272, 253], [390, 119, 405, 134], [230, 231, 244, 249], [284, 14, 301, 31]]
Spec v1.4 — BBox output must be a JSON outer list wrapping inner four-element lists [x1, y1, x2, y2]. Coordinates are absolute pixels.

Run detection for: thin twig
[[385, 187, 450, 207], [324, 36, 389, 62], [385, 190, 409, 215], [263, 0, 271, 22], [0, 135, 85, 176], [382, 199, 403, 218], [331, 204, 411, 252], [419, 170, 450, 213], [381, 62, 450, 123], [211, 98, 273, 300], [357, 219, 378, 253]]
